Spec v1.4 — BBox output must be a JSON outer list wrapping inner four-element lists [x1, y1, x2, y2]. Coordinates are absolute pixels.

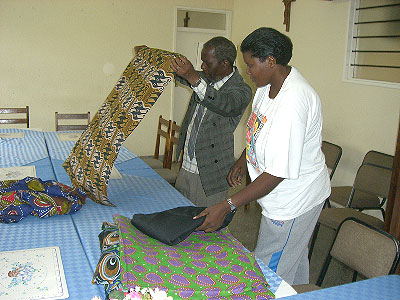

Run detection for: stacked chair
[[0, 106, 30, 128], [309, 150, 394, 261], [321, 141, 342, 181], [325, 150, 394, 218], [294, 217, 399, 293]]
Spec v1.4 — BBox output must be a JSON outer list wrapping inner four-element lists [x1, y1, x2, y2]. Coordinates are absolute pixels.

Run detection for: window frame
[[343, 0, 400, 90]]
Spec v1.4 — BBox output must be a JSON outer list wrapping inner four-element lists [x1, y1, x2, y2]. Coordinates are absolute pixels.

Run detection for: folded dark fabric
[[130, 206, 236, 245]]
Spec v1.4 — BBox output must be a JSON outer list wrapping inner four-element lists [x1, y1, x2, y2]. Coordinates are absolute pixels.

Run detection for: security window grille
[[347, 0, 400, 85]]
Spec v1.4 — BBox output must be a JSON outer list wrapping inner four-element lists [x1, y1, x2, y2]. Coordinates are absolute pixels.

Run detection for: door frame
[[171, 6, 232, 123]]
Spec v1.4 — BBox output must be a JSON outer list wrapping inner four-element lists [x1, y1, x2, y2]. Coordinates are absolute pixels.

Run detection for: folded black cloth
[[130, 206, 236, 245]]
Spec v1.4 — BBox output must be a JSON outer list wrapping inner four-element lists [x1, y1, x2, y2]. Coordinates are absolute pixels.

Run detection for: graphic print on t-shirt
[[246, 111, 267, 171]]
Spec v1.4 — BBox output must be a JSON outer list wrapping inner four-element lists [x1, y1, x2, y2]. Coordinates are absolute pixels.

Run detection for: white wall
[[0, 0, 233, 155], [231, 0, 400, 187], [1, 0, 399, 189]]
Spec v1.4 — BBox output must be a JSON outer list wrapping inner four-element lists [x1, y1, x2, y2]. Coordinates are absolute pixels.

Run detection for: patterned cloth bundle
[[63, 47, 178, 206], [92, 215, 275, 300], [0, 177, 87, 223]]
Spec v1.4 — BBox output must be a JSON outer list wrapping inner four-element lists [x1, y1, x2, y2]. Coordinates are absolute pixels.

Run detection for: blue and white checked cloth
[[44, 130, 284, 294], [0, 129, 55, 180], [0, 129, 48, 167], [44, 131, 137, 163], [281, 275, 400, 300], [0, 130, 285, 298], [0, 129, 104, 299]]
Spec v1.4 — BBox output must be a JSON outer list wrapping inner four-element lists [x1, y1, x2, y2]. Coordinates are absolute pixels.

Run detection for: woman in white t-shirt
[[195, 27, 331, 285]]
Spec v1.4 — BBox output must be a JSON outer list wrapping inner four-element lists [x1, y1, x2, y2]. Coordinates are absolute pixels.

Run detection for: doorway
[[173, 7, 232, 125]]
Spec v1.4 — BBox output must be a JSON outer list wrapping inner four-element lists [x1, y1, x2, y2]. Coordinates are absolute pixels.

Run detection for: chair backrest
[[348, 163, 393, 207], [55, 112, 90, 131], [329, 217, 399, 279], [152, 115, 172, 163], [322, 141, 342, 180], [164, 121, 181, 169], [362, 150, 394, 169], [0, 106, 29, 128]]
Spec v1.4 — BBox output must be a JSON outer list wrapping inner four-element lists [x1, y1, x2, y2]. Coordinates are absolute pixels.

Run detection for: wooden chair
[[0, 106, 29, 128], [140, 115, 172, 169], [166, 121, 182, 169], [55, 112, 90, 131], [154, 121, 182, 185], [295, 217, 399, 293]]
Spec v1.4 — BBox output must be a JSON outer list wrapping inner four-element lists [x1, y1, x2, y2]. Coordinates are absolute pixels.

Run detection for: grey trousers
[[175, 168, 228, 207], [254, 202, 324, 285]]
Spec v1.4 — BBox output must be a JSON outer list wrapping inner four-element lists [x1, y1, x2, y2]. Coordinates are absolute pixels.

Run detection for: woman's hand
[[194, 201, 231, 233]]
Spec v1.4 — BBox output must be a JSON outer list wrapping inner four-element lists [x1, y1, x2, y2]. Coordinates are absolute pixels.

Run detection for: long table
[[282, 275, 400, 300], [0, 128, 102, 299], [1, 129, 296, 299]]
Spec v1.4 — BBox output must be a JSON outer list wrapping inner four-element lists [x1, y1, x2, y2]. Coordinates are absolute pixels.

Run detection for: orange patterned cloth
[[63, 47, 177, 206]]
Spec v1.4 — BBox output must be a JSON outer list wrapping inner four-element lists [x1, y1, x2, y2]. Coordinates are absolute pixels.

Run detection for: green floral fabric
[[115, 214, 275, 299]]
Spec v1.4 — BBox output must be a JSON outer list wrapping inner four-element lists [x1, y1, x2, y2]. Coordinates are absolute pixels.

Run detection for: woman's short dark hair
[[204, 36, 237, 67], [240, 27, 293, 65]]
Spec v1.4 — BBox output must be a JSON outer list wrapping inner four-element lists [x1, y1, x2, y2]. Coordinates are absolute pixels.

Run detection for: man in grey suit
[[171, 37, 252, 207]]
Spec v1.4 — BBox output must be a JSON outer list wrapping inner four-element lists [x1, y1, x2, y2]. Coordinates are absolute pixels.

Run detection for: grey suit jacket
[[176, 68, 252, 196]]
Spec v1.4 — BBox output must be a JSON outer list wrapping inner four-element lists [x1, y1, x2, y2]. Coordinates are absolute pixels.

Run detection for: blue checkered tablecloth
[[44, 131, 137, 163], [43, 132, 284, 294], [280, 275, 400, 299], [0, 129, 48, 168], [1, 130, 288, 298], [0, 129, 55, 181], [0, 129, 104, 299]]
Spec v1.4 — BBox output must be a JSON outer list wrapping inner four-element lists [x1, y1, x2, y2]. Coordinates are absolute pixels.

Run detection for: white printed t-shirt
[[246, 67, 331, 220]]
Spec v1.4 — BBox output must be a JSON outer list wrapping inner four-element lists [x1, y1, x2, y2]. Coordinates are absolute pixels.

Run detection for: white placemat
[[0, 246, 68, 300], [0, 166, 36, 181], [0, 132, 25, 139], [56, 132, 82, 142]]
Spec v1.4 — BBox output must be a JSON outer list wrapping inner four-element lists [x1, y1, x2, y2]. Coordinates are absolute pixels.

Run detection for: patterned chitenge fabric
[[92, 221, 122, 295], [0, 177, 87, 223], [92, 215, 275, 300], [63, 47, 177, 206]]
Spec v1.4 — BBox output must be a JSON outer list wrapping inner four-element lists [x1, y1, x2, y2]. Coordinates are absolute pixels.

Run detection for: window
[[345, 0, 400, 88]]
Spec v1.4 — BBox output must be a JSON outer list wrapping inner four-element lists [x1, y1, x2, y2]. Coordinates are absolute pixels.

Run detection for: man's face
[[242, 51, 272, 87], [200, 46, 225, 82]]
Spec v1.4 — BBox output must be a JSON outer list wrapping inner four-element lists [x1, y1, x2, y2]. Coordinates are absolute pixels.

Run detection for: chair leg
[[316, 254, 332, 287], [352, 271, 358, 282], [324, 198, 331, 208], [308, 222, 320, 261]]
